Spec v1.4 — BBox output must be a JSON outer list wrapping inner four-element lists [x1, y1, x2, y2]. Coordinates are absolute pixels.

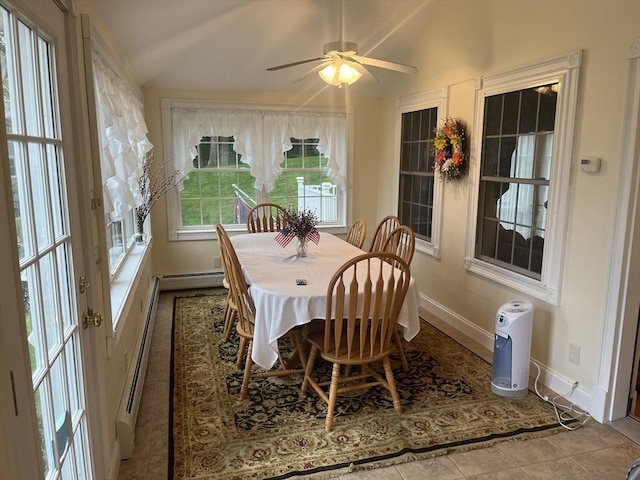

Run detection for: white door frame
[[0, 0, 110, 477], [593, 39, 640, 423]]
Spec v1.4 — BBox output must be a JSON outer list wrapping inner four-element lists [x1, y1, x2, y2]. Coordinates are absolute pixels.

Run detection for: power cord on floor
[[531, 360, 591, 430]]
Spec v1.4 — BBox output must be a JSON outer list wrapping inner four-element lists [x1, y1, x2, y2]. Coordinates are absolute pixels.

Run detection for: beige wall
[[377, 0, 639, 397]]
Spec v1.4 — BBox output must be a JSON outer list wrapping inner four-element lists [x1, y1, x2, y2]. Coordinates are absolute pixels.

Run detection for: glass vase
[[296, 235, 308, 257], [134, 223, 147, 244]]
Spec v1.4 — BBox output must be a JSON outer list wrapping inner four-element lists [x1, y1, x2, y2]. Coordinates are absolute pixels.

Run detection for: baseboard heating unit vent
[[160, 271, 224, 290], [116, 277, 160, 459]]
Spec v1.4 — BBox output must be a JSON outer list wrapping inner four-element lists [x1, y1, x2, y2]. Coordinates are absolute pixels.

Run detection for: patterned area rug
[[169, 294, 562, 480]]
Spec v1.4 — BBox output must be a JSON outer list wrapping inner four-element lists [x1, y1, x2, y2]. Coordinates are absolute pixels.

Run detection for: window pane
[[502, 91, 520, 135], [538, 84, 558, 131], [482, 137, 500, 177], [484, 95, 503, 136], [518, 88, 539, 133]]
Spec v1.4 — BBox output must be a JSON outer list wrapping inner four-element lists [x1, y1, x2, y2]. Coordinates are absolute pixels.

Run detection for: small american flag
[[307, 230, 320, 245], [275, 229, 294, 247]]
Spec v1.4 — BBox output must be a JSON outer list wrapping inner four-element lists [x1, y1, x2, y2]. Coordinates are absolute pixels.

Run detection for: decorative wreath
[[433, 117, 466, 181]]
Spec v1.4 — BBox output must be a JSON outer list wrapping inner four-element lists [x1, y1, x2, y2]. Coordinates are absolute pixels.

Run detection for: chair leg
[[325, 362, 341, 432], [382, 357, 403, 415], [240, 340, 253, 400], [236, 336, 248, 369], [223, 307, 236, 342], [300, 345, 318, 397], [394, 330, 408, 371]]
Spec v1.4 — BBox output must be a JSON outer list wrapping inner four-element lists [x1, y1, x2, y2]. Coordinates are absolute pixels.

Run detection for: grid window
[[181, 136, 339, 227], [398, 107, 438, 241], [476, 83, 558, 278]]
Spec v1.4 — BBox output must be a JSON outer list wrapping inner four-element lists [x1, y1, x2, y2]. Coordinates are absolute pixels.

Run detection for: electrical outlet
[[569, 343, 581, 365]]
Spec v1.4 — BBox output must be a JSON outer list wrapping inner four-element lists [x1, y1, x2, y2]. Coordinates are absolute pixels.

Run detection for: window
[[164, 100, 349, 240], [396, 89, 447, 258], [476, 84, 557, 278], [91, 53, 152, 277], [465, 52, 582, 305]]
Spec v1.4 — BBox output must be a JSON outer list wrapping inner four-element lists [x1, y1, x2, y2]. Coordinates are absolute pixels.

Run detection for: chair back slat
[[369, 215, 400, 252], [345, 219, 367, 249], [246, 203, 287, 233], [324, 252, 410, 362], [382, 225, 416, 265]]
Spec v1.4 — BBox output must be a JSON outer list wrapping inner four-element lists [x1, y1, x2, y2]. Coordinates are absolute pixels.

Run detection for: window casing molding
[[395, 88, 448, 258], [161, 98, 354, 241], [465, 51, 582, 306]]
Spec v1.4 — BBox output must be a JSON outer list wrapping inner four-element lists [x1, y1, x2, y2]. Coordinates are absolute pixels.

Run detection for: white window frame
[[395, 88, 448, 258], [161, 99, 354, 241], [465, 51, 582, 306]]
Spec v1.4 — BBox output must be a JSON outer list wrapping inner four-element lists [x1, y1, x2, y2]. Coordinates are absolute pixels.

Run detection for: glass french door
[[0, 0, 95, 478]]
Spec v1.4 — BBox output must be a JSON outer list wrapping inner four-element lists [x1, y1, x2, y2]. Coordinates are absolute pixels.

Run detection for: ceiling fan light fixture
[[319, 59, 362, 86]]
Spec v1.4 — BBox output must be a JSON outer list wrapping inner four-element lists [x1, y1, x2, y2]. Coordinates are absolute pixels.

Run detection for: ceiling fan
[[265, 1, 418, 86]]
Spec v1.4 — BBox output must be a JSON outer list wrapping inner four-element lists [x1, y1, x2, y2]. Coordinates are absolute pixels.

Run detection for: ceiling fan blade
[[266, 57, 327, 71], [352, 55, 418, 74], [292, 61, 333, 83]]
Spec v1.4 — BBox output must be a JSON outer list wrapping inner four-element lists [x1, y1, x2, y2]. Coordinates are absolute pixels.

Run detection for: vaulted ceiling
[[91, 0, 432, 96]]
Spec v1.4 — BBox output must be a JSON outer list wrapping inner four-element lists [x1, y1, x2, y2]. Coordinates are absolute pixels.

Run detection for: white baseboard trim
[[417, 292, 594, 421], [159, 271, 225, 290]]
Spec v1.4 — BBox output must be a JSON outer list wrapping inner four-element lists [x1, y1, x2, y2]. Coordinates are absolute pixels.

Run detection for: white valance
[[171, 107, 346, 192], [92, 54, 153, 221]]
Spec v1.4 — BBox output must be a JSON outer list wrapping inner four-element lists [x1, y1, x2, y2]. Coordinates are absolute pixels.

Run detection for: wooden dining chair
[[301, 251, 411, 432], [216, 224, 307, 400], [345, 219, 367, 249], [246, 203, 287, 233], [369, 215, 400, 252], [381, 225, 416, 371]]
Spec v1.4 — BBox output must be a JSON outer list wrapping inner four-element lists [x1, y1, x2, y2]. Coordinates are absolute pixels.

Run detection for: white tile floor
[[117, 289, 640, 480]]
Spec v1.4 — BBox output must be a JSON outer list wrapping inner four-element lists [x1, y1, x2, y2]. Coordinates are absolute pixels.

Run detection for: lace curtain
[[92, 54, 153, 221], [171, 107, 347, 193]]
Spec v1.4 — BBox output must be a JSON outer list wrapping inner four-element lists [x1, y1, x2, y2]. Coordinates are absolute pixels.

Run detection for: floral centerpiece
[[433, 117, 467, 181], [275, 207, 320, 257]]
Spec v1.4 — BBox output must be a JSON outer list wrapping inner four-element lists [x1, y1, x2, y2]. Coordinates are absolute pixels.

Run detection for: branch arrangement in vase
[[135, 151, 183, 235]]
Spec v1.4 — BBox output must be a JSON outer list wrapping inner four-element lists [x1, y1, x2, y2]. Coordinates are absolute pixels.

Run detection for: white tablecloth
[[230, 232, 421, 369]]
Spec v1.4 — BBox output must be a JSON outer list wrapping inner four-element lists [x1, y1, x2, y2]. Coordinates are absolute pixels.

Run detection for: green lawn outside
[[180, 156, 332, 226]]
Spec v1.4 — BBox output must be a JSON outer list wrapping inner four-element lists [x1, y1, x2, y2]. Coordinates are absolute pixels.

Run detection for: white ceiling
[[91, 0, 432, 96]]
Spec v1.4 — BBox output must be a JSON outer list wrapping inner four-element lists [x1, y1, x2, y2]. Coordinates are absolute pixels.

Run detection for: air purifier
[[491, 300, 534, 397]]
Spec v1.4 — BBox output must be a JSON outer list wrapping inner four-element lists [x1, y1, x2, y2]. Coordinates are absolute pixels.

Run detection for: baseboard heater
[[160, 271, 224, 290], [116, 277, 160, 459]]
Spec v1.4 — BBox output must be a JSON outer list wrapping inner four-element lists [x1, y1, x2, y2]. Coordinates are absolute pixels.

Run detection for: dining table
[[229, 231, 421, 370]]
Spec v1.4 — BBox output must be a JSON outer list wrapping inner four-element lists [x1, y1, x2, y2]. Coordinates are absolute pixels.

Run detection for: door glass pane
[[48, 144, 65, 238], [24, 263, 45, 377], [38, 36, 56, 138], [34, 382, 50, 476], [18, 20, 41, 137], [41, 252, 62, 357], [29, 142, 52, 250], [9, 141, 33, 260]]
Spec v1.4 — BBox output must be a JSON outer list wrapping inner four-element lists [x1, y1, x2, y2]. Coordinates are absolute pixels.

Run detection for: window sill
[[170, 225, 348, 241], [110, 238, 152, 344], [464, 256, 559, 306]]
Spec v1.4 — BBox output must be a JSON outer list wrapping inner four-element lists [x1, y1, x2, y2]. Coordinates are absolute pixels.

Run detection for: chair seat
[[306, 330, 393, 365]]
